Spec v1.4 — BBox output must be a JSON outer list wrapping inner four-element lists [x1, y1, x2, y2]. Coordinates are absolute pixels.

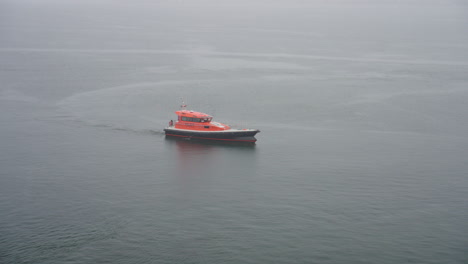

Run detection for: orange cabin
[[174, 110, 231, 131]]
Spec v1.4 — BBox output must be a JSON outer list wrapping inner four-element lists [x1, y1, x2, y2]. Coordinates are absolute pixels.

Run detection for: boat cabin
[[176, 110, 212, 122], [173, 110, 230, 131]]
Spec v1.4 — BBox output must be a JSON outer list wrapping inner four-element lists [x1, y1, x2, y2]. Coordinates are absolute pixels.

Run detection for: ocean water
[[1, 0, 468, 263]]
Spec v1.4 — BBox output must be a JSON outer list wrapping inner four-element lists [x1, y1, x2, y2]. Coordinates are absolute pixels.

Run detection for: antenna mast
[[180, 98, 187, 110]]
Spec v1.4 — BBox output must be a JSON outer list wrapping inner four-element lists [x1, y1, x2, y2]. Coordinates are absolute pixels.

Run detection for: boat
[[164, 104, 260, 143]]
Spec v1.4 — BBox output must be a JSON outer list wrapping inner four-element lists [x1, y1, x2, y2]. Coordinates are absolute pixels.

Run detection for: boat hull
[[164, 128, 259, 142]]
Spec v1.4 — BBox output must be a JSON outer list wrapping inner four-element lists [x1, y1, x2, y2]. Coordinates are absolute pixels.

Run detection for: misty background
[[1, 0, 467, 263]]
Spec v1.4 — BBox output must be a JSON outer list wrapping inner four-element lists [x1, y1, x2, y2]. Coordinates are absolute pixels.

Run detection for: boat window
[[181, 117, 202, 122]]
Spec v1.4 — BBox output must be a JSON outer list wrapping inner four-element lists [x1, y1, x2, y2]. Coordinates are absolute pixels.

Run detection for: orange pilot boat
[[164, 104, 260, 143]]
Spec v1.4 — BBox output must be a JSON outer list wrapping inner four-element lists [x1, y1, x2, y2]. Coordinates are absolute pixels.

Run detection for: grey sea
[[1, 0, 468, 263]]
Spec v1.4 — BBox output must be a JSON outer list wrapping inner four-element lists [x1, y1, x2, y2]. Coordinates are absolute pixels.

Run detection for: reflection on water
[[164, 136, 257, 192], [164, 136, 257, 148]]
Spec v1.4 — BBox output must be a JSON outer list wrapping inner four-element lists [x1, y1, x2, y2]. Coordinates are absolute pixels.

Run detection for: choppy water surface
[[1, 1, 468, 263]]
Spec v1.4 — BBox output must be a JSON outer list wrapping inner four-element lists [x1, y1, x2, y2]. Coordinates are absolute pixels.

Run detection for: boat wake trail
[[2, 47, 467, 67], [56, 82, 186, 134]]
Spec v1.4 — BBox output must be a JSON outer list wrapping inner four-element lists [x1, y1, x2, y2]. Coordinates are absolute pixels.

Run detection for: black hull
[[164, 128, 259, 142]]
